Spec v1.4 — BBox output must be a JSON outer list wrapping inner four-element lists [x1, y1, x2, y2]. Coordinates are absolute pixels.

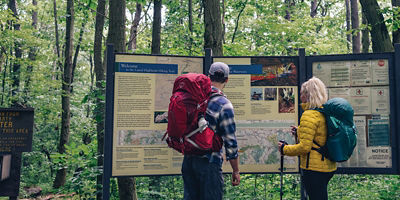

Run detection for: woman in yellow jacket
[[279, 77, 336, 200]]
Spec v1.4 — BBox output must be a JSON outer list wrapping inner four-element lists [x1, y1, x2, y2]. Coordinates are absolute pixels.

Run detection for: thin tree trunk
[[188, 0, 193, 55], [151, 0, 162, 55], [231, 1, 247, 43], [94, 0, 106, 199], [128, 2, 142, 52], [53, 0, 74, 188], [284, 0, 295, 21], [361, 12, 370, 53], [345, 0, 351, 52], [310, 0, 318, 17], [87, 55, 94, 118], [53, 0, 62, 80], [8, 0, 21, 106], [392, 1, 400, 44], [351, 0, 361, 53], [71, 20, 87, 92], [1, 57, 8, 105], [360, 0, 394, 52], [24, 0, 38, 104], [222, 0, 225, 44], [203, 0, 223, 56]]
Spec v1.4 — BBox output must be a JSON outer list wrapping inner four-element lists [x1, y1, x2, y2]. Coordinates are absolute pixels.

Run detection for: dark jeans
[[181, 155, 223, 200], [302, 169, 335, 200]]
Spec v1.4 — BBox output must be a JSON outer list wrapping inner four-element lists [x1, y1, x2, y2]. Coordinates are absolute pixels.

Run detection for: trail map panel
[[214, 57, 299, 173]]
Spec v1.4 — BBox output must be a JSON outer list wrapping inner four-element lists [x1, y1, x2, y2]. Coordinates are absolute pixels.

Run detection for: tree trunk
[[188, 0, 193, 55], [222, 0, 226, 44], [345, 0, 351, 52], [284, 0, 295, 21], [361, 12, 370, 53], [8, 0, 22, 106], [128, 2, 142, 52], [360, 0, 394, 52], [310, 0, 318, 17], [231, 1, 247, 43], [53, 0, 62, 80], [87, 55, 94, 118], [351, 0, 361, 53], [71, 20, 87, 92], [107, 0, 126, 52], [1, 58, 7, 105], [393, 1, 400, 44], [117, 178, 137, 200], [203, 0, 223, 56], [94, 0, 106, 199], [151, 0, 162, 55], [149, 0, 163, 196], [53, 0, 74, 188], [24, 0, 38, 103], [107, 1, 138, 199]]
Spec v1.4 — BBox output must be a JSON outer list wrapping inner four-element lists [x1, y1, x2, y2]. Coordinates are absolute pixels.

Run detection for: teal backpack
[[313, 98, 358, 162]]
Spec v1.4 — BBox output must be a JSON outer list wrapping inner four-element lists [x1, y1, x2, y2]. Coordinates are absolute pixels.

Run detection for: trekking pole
[[280, 153, 284, 200], [291, 126, 307, 200], [279, 140, 287, 200]]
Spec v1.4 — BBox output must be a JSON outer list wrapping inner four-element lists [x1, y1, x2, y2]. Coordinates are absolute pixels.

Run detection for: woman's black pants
[[302, 169, 335, 200]]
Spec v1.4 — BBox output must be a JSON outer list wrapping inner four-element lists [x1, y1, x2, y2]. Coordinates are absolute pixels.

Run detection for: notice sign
[[0, 108, 34, 152]]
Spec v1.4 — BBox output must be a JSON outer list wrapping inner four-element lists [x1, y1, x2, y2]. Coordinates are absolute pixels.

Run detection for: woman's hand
[[290, 125, 299, 143], [278, 140, 288, 155], [290, 125, 298, 137], [278, 142, 284, 154]]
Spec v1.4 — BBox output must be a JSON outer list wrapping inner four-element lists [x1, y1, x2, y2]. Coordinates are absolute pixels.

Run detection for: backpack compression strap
[[312, 140, 328, 161], [184, 92, 223, 150]]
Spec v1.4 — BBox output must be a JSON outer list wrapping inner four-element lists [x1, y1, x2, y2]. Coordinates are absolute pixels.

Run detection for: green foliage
[[132, 173, 400, 200], [51, 141, 100, 199]]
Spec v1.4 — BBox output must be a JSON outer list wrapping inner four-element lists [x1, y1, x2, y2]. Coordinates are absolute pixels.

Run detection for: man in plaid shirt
[[182, 62, 240, 200]]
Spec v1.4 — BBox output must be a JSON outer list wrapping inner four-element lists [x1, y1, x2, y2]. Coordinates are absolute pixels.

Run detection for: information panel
[[112, 55, 203, 176], [312, 59, 392, 168], [214, 57, 299, 173]]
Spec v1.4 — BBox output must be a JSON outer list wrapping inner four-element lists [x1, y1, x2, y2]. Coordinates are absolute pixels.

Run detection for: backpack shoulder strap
[[209, 87, 224, 100], [311, 107, 324, 113], [210, 92, 223, 99]]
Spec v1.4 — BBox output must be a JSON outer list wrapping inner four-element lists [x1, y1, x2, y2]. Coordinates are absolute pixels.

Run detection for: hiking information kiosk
[[103, 45, 400, 200]]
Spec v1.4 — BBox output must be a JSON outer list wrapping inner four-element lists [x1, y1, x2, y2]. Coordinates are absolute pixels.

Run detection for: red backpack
[[162, 73, 223, 155]]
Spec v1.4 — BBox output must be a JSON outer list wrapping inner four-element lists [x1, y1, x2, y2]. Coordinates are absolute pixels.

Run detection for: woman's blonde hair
[[301, 76, 328, 109]]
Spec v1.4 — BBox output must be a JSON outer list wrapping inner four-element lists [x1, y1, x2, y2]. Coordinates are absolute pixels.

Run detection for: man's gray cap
[[209, 62, 230, 78]]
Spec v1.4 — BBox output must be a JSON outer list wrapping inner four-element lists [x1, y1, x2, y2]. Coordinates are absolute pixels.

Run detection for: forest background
[[0, 0, 399, 199]]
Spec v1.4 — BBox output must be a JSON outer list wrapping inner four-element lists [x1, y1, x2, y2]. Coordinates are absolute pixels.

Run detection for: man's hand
[[229, 158, 240, 186], [232, 171, 240, 186]]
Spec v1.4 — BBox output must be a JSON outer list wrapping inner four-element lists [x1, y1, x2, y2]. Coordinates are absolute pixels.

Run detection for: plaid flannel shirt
[[205, 86, 238, 166]]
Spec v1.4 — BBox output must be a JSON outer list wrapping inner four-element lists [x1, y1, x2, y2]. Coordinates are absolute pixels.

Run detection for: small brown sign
[[0, 108, 34, 152]]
